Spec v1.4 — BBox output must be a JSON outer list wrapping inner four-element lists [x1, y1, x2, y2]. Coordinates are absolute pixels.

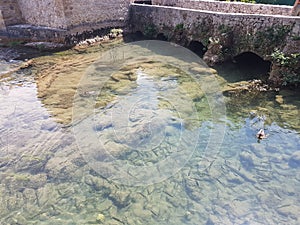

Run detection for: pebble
[[96, 213, 105, 223], [275, 95, 284, 104]]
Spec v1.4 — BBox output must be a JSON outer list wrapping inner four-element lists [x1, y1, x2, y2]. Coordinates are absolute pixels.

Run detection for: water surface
[[0, 41, 299, 225]]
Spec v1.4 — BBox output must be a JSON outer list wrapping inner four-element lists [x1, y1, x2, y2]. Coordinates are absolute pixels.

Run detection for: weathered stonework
[[130, 3, 300, 86], [17, 0, 67, 29], [0, 0, 23, 26], [0, 0, 133, 40], [6, 24, 67, 42], [0, 0, 299, 86], [152, 0, 293, 16], [0, 10, 6, 33], [63, 0, 132, 33]]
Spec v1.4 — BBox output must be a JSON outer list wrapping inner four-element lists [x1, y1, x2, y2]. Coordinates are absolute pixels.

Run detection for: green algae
[[1, 39, 299, 225]]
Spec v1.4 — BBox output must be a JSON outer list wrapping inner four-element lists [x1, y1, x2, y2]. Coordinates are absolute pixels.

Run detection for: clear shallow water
[[0, 41, 300, 225]]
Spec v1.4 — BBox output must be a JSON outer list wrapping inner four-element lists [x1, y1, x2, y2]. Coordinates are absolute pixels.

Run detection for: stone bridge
[[130, 0, 300, 85], [0, 0, 299, 85]]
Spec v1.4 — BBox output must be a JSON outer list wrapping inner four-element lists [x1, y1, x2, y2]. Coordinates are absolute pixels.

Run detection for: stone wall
[[152, 0, 293, 16], [0, 0, 23, 26], [0, 10, 6, 33], [0, 0, 132, 37], [62, 0, 132, 33], [17, 0, 67, 29], [17, 0, 132, 32], [130, 3, 300, 85], [130, 4, 299, 64], [6, 24, 67, 42]]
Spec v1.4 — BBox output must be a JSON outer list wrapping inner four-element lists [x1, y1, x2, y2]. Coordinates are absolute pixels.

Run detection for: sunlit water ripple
[[0, 43, 299, 225]]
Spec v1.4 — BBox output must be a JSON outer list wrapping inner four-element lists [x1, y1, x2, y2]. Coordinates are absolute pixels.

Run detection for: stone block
[[0, 10, 6, 32]]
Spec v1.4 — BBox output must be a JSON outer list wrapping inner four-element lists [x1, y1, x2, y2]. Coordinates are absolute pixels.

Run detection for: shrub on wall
[[271, 49, 300, 86], [144, 24, 157, 38], [254, 25, 292, 50]]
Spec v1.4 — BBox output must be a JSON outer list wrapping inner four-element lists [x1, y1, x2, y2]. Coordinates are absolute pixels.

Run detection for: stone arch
[[156, 33, 168, 41], [123, 31, 145, 42], [232, 51, 271, 80], [187, 40, 207, 58]]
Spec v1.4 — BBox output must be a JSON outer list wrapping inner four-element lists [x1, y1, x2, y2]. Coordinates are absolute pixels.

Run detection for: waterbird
[[256, 129, 267, 139]]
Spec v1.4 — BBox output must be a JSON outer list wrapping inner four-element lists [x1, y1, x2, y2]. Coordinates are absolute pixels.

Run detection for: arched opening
[[187, 40, 207, 58], [156, 33, 168, 41], [123, 31, 145, 42], [214, 52, 271, 83], [233, 52, 271, 80]]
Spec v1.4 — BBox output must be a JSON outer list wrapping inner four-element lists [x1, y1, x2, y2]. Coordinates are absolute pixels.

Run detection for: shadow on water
[[213, 52, 271, 83], [0, 44, 57, 61], [123, 31, 146, 42]]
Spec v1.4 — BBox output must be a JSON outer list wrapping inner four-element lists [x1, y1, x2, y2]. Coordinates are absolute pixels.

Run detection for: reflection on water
[[0, 41, 299, 225]]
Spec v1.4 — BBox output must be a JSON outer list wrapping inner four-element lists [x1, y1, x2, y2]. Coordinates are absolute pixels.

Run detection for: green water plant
[[144, 24, 157, 38], [175, 23, 184, 32], [218, 24, 232, 34], [271, 49, 300, 67], [37, 43, 46, 51], [6, 40, 23, 47], [292, 35, 300, 41], [271, 49, 300, 86]]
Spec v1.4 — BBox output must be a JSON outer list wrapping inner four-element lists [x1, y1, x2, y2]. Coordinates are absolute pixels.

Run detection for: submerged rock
[[277, 204, 300, 220], [93, 117, 113, 131], [288, 151, 300, 168], [27, 173, 48, 189], [239, 151, 255, 171], [275, 95, 284, 104], [249, 143, 265, 158], [96, 213, 105, 223], [0, 47, 20, 61], [109, 189, 132, 209]]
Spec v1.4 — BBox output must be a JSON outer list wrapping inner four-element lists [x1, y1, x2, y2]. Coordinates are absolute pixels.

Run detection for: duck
[[256, 129, 267, 139]]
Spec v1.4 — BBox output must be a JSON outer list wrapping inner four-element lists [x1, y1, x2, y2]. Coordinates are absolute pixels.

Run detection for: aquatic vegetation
[[0, 39, 299, 225]]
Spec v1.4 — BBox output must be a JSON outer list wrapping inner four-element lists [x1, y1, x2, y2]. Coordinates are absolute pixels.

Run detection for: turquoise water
[[0, 41, 299, 225]]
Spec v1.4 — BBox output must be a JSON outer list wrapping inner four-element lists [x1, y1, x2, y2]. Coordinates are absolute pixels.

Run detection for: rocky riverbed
[[0, 37, 299, 225]]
